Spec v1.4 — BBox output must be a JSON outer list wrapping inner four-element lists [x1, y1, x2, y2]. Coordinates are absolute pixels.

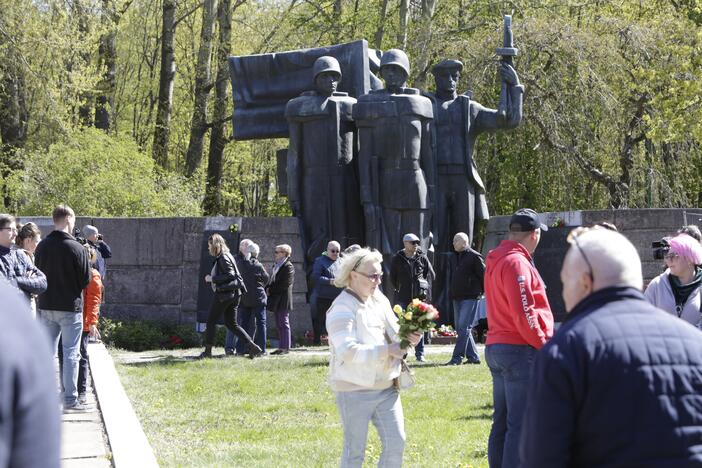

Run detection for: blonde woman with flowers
[[326, 247, 422, 468]]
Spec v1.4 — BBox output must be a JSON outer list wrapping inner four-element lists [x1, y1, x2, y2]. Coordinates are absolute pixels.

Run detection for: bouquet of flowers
[[393, 299, 440, 348]]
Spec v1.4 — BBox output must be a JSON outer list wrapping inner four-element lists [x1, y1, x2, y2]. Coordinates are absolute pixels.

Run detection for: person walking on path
[[446, 232, 485, 365], [310, 241, 342, 345], [234, 242, 270, 355], [521, 226, 702, 467], [389, 233, 435, 361], [484, 208, 554, 468], [199, 234, 262, 359], [77, 244, 103, 405], [326, 247, 422, 467], [644, 233, 702, 328], [268, 244, 295, 355], [35, 205, 92, 413]]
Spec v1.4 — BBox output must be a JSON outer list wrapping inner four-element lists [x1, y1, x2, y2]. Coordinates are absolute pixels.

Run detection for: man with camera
[[81, 225, 112, 281], [389, 233, 435, 361]]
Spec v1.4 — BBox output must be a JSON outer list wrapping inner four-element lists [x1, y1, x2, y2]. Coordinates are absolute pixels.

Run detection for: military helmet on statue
[[313, 56, 342, 80], [380, 49, 410, 76]]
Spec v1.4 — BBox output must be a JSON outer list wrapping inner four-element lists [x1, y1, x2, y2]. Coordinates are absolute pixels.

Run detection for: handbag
[[383, 326, 416, 391], [395, 359, 416, 391], [417, 277, 429, 299]]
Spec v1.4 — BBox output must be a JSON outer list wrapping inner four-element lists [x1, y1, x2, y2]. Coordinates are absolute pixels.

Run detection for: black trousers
[[77, 331, 90, 394], [205, 295, 255, 349], [312, 297, 332, 345]]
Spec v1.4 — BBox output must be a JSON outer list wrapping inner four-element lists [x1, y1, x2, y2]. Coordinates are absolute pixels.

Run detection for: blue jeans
[[450, 299, 480, 363], [38, 308, 83, 406], [335, 387, 405, 467], [234, 305, 267, 354], [485, 344, 536, 468]]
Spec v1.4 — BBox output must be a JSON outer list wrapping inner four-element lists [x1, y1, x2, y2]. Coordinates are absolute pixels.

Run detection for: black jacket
[[521, 287, 702, 467], [88, 239, 111, 280], [240, 257, 269, 308], [267, 259, 294, 312], [389, 248, 434, 305], [449, 248, 485, 300], [35, 231, 91, 312], [211, 251, 244, 302]]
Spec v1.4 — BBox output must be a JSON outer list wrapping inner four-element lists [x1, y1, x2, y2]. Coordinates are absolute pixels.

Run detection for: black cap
[[431, 59, 463, 74], [509, 208, 548, 232]]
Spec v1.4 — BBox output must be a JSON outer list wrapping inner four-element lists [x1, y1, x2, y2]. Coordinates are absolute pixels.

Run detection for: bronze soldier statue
[[285, 56, 364, 266], [426, 59, 523, 251], [353, 49, 435, 255]]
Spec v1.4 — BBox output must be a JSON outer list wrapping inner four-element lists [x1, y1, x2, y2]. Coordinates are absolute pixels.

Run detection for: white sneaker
[[63, 402, 95, 413]]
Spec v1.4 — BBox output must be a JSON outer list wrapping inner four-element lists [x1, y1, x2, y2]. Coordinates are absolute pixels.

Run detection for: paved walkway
[[60, 363, 112, 467]]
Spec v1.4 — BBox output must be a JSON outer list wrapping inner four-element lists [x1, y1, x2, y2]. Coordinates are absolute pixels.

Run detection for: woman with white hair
[[645, 233, 702, 327], [234, 242, 270, 356], [326, 247, 421, 467]]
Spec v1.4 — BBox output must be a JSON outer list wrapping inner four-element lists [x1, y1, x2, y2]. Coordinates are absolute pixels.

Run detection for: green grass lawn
[[113, 346, 492, 467]]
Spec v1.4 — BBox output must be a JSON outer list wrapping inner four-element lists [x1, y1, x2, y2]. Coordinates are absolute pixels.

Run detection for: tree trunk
[[203, 0, 232, 215], [152, 0, 177, 168], [398, 0, 409, 49], [413, 0, 438, 89], [95, 0, 118, 131], [0, 56, 28, 208], [184, 0, 218, 177], [373, 0, 390, 49]]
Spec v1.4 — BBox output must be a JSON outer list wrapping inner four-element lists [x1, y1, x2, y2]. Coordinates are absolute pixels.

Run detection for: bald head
[[561, 229, 643, 312]]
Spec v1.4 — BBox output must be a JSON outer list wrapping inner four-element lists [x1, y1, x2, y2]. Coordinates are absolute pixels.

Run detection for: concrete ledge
[[89, 342, 159, 468]]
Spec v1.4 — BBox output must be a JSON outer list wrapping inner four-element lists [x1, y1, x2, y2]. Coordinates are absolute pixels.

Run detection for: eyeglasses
[[356, 271, 383, 283], [274, 250, 284, 254], [329, 249, 339, 253], [567, 227, 595, 282], [0, 227, 17, 232], [664, 252, 678, 260]]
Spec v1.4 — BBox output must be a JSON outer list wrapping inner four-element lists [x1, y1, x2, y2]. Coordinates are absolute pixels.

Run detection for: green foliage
[[2, 0, 700, 216], [99, 317, 203, 351], [9, 128, 201, 216], [115, 348, 492, 467]]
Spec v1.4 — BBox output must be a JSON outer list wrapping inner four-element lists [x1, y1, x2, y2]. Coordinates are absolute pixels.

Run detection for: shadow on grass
[[456, 412, 492, 421], [121, 354, 221, 367]]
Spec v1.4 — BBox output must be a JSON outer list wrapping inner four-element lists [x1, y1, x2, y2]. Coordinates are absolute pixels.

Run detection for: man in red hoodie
[[484, 208, 554, 468]]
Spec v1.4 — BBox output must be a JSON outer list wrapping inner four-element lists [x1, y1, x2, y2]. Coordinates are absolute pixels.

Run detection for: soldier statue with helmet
[[353, 49, 435, 257], [285, 56, 364, 267]]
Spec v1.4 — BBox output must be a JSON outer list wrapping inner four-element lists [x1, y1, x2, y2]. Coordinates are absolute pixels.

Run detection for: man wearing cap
[[353, 49, 435, 255], [483, 208, 554, 468], [82, 224, 112, 280], [390, 233, 435, 361], [427, 59, 523, 250], [285, 56, 363, 266]]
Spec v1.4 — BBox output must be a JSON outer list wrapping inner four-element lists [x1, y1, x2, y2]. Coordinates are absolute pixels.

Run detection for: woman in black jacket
[[199, 234, 262, 359], [268, 244, 295, 355]]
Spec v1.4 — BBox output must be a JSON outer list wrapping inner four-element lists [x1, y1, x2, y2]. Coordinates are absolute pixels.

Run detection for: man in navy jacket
[[520, 227, 702, 467]]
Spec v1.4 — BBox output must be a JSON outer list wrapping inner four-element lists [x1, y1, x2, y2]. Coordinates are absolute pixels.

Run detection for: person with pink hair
[[645, 234, 702, 327]]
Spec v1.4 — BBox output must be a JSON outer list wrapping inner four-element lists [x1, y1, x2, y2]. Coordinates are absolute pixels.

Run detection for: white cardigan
[[644, 269, 701, 328], [326, 289, 402, 391]]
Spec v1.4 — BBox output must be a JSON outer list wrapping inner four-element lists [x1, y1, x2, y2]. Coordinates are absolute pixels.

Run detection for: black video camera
[[73, 228, 88, 245], [652, 238, 670, 260]]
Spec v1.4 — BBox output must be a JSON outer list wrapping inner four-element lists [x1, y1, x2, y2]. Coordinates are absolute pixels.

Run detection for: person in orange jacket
[[78, 245, 102, 405]]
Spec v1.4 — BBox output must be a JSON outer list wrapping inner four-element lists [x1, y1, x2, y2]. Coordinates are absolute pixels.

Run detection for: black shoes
[[445, 360, 462, 366], [271, 349, 290, 355], [464, 358, 481, 365], [197, 350, 212, 359], [248, 343, 263, 359]]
